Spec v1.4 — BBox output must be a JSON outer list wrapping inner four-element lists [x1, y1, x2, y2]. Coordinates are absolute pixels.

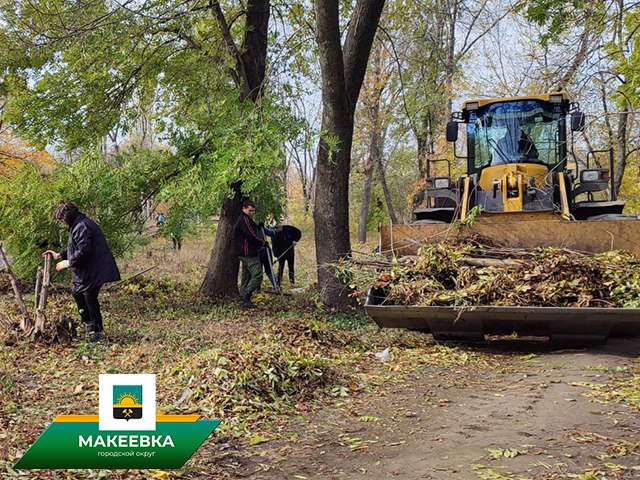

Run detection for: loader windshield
[[466, 100, 567, 174]]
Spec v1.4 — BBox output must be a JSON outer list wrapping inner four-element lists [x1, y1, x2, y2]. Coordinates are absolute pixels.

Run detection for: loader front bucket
[[372, 214, 640, 344], [364, 297, 640, 345], [380, 214, 640, 256]]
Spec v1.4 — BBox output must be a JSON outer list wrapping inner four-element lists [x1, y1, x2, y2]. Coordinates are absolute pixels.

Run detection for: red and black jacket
[[234, 213, 265, 257]]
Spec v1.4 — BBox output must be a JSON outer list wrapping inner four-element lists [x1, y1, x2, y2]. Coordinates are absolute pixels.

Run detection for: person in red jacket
[[233, 200, 265, 308]]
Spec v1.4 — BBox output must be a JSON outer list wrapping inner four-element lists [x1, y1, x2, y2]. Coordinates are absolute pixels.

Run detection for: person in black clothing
[[43, 202, 121, 342], [272, 224, 302, 286], [233, 200, 265, 308], [492, 122, 539, 165]]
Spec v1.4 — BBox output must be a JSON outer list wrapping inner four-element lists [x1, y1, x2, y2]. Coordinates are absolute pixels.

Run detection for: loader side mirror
[[446, 121, 458, 142], [571, 111, 585, 132]]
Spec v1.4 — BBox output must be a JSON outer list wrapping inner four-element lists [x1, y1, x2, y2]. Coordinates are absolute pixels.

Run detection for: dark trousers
[[277, 250, 295, 285], [72, 286, 103, 332], [171, 234, 182, 250], [239, 256, 263, 296]]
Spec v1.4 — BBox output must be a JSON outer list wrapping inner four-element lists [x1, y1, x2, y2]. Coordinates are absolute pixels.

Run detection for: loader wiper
[[488, 138, 510, 165]]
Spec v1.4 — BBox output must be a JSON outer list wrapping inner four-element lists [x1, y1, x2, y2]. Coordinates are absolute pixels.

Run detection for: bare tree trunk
[[35, 254, 51, 334], [376, 154, 398, 224], [307, 168, 316, 214], [357, 46, 385, 242], [314, 4, 353, 306], [291, 147, 313, 214], [199, 182, 243, 298], [357, 160, 375, 243], [443, 0, 458, 124], [414, 110, 436, 208], [0, 243, 30, 330], [314, 0, 386, 308]]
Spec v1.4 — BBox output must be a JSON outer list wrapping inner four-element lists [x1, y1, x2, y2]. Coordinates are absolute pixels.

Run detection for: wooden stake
[[34, 255, 51, 334], [34, 267, 43, 310]]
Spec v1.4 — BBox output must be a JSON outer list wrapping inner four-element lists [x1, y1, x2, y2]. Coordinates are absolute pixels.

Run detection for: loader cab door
[[465, 99, 568, 177]]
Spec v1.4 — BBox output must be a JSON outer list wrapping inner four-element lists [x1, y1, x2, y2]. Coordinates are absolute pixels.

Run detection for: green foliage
[[170, 332, 335, 411], [1, 0, 162, 149], [520, 0, 594, 46], [463, 205, 484, 227], [0, 0, 301, 257], [0, 150, 178, 278], [329, 312, 370, 330], [172, 96, 297, 224]]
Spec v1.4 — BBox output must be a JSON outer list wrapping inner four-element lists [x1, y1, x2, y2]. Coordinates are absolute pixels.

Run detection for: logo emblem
[[112, 385, 143, 420], [15, 373, 221, 469]]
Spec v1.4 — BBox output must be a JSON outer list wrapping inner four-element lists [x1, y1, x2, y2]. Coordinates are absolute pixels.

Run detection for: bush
[[0, 151, 175, 279]]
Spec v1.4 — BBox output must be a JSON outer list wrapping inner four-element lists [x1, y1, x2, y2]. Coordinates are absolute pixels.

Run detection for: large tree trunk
[[200, 183, 243, 297], [314, 0, 386, 308], [200, 0, 270, 299], [241, 0, 269, 102]]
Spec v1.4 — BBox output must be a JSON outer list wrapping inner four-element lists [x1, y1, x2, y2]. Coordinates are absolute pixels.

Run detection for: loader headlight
[[580, 170, 600, 183], [427, 177, 451, 189], [580, 169, 610, 183], [550, 93, 564, 104], [433, 177, 451, 189]]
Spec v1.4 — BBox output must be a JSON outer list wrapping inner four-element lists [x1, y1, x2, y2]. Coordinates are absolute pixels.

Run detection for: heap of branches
[[349, 237, 640, 308]]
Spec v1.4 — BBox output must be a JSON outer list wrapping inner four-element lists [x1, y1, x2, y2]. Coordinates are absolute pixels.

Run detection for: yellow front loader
[[366, 93, 640, 344]]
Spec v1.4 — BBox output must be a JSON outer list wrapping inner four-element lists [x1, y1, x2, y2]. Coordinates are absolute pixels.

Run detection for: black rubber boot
[[89, 331, 103, 343], [241, 293, 257, 309]]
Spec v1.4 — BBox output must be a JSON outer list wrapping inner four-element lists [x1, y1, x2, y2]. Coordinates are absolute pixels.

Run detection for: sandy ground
[[263, 338, 640, 479]]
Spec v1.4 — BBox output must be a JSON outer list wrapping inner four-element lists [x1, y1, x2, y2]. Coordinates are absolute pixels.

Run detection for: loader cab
[[415, 93, 624, 224], [431, 94, 572, 219], [458, 94, 570, 176]]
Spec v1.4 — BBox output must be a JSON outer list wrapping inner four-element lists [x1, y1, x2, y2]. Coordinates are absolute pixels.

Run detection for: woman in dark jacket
[[44, 202, 120, 342]]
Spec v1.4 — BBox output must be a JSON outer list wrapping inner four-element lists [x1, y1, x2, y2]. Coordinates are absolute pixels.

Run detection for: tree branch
[[209, 0, 251, 100]]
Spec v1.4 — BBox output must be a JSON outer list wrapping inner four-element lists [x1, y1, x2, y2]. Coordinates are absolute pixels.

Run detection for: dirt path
[[266, 338, 640, 479]]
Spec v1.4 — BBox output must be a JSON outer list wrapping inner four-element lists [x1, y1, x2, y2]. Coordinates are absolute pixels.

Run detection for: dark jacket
[[234, 213, 265, 257], [59, 213, 121, 293], [272, 225, 302, 257]]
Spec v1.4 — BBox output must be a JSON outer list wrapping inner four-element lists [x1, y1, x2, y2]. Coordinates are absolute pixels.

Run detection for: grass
[[0, 228, 443, 478], [2, 227, 637, 479]]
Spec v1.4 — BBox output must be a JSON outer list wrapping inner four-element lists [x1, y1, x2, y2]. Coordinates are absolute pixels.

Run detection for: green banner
[[15, 419, 221, 469]]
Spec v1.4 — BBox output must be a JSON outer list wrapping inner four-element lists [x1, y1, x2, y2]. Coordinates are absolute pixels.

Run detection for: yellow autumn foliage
[[0, 129, 54, 178]]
